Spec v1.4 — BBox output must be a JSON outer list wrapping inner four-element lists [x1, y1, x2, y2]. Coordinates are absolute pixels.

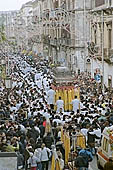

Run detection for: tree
[[0, 25, 6, 43]]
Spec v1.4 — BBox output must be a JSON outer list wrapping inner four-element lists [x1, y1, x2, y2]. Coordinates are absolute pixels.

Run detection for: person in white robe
[[56, 97, 64, 113], [71, 96, 80, 112], [47, 87, 55, 109]]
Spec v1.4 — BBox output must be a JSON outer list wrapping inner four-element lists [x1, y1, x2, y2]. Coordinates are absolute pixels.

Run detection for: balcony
[[49, 38, 75, 48], [96, 48, 113, 64]]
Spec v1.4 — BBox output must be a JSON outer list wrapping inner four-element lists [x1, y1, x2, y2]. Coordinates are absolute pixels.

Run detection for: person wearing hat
[[104, 156, 113, 170]]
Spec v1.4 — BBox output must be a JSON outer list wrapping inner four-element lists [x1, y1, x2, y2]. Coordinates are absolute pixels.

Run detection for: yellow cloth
[[28, 51, 33, 55], [56, 159, 61, 170], [55, 90, 59, 110], [77, 133, 86, 149], [59, 89, 63, 100], [51, 155, 55, 170], [77, 87, 80, 100], [64, 89, 68, 111], [74, 88, 78, 97], [65, 134, 70, 164], [61, 127, 64, 143], [68, 90, 72, 111], [45, 121, 51, 133], [71, 88, 75, 100], [102, 103, 105, 108], [22, 50, 26, 54]]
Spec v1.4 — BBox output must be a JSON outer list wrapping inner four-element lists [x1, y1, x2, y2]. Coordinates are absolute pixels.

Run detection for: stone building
[[37, 0, 92, 72], [10, 0, 92, 72], [14, 1, 33, 50], [90, 0, 113, 89], [0, 11, 17, 42]]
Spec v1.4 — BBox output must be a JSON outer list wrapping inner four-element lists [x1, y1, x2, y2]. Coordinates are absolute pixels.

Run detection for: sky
[[0, 0, 30, 11]]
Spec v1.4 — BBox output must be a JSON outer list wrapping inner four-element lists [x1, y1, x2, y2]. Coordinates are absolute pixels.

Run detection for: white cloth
[[10, 114, 15, 121], [81, 128, 88, 141], [41, 147, 51, 162], [10, 106, 17, 112], [16, 103, 22, 110], [94, 128, 101, 138], [59, 159, 64, 170], [36, 80, 42, 89], [28, 155, 38, 167], [34, 126, 40, 134], [47, 89, 55, 105], [53, 119, 63, 125], [45, 86, 50, 93], [56, 99, 64, 112], [34, 148, 42, 162], [12, 81, 17, 88], [35, 73, 41, 81], [58, 131, 61, 138], [71, 99, 80, 112], [81, 128, 88, 137]]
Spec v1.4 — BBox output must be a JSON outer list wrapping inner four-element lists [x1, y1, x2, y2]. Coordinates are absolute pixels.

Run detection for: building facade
[[6, 0, 92, 73], [38, 0, 92, 72], [14, 1, 33, 50], [0, 11, 18, 42], [89, 0, 113, 89], [1, 0, 113, 88]]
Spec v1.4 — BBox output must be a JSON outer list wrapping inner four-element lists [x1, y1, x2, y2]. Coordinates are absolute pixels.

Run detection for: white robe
[[56, 99, 64, 112], [47, 89, 55, 105], [71, 99, 80, 112]]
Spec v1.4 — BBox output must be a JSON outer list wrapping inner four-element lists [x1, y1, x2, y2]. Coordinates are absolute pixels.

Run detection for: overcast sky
[[0, 0, 30, 11]]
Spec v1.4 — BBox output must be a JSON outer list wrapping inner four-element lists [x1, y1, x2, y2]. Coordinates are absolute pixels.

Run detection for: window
[[109, 0, 112, 6], [105, 0, 112, 5], [54, 0, 58, 9], [72, 0, 75, 9], [108, 29, 112, 49], [106, 22, 112, 49], [95, 0, 105, 7], [68, 0, 70, 10], [94, 30, 97, 45], [103, 137, 109, 152]]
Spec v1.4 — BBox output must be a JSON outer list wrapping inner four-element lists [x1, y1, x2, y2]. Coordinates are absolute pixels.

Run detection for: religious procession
[[0, 51, 113, 170]]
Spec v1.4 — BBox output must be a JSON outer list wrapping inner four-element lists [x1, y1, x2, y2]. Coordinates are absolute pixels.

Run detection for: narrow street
[[0, 0, 113, 170]]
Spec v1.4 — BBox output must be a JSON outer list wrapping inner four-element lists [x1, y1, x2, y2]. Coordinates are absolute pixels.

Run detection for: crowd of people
[[0, 53, 113, 170]]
